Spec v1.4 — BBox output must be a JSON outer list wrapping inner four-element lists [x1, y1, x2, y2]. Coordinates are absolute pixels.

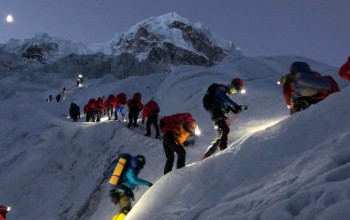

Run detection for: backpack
[[88, 99, 96, 109], [109, 153, 132, 186], [292, 72, 331, 97], [72, 103, 80, 113], [203, 83, 219, 111], [133, 92, 142, 102], [148, 101, 160, 114], [117, 93, 127, 105], [160, 113, 194, 134]]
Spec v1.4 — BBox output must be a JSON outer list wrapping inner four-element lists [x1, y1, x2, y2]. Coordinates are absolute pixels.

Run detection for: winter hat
[[133, 92, 142, 101], [131, 155, 146, 169], [231, 78, 244, 91], [290, 62, 311, 73], [183, 120, 196, 133], [0, 205, 8, 215]]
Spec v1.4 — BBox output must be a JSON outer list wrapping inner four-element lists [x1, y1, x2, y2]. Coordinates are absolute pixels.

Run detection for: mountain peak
[[94, 13, 237, 68]]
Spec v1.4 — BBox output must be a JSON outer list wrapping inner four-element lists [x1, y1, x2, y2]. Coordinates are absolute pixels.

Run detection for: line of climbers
[[107, 77, 248, 220], [63, 59, 348, 220], [47, 73, 86, 103]]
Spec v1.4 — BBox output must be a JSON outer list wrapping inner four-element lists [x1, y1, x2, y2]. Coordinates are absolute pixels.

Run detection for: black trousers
[[95, 109, 103, 122], [128, 107, 140, 125], [106, 106, 114, 120], [71, 112, 79, 122], [146, 115, 160, 137], [86, 110, 96, 122], [290, 97, 321, 115], [202, 118, 230, 159], [163, 132, 186, 174]]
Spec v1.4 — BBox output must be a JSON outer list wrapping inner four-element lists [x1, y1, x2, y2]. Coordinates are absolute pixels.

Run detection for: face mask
[[228, 86, 237, 95]]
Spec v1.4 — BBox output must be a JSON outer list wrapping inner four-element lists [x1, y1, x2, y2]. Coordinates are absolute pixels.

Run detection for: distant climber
[[55, 94, 61, 102], [69, 102, 80, 122], [127, 92, 144, 127], [46, 94, 53, 102], [105, 94, 117, 120], [77, 74, 83, 87], [84, 98, 96, 122], [115, 93, 127, 121], [95, 97, 106, 122], [202, 78, 247, 159], [142, 100, 161, 139]]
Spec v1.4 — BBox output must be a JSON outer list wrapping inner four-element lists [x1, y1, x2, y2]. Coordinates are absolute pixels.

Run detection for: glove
[[236, 105, 242, 112], [229, 105, 241, 114], [184, 139, 195, 147], [189, 139, 195, 146], [240, 105, 248, 110], [109, 190, 119, 205], [148, 183, 153, 187]]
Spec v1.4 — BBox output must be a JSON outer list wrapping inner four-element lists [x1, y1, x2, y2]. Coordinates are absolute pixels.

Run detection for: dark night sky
[[1, 0, 349, 67]]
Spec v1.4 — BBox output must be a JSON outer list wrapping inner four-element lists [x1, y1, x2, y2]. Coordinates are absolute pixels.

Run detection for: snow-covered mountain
[[1, 33, 90, 63], [89, 12, 238, 67], [0, 13, 240, 79]]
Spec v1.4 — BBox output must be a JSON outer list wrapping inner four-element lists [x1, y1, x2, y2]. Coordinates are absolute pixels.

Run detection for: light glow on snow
[[245, 117, 287, 134]]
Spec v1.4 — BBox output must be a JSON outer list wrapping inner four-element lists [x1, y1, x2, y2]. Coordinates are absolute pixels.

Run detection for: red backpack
[[88, 99, 96, 110], [147, 100, 160, 114], [116, 93, 127, 105], [160, 113, 194, 134]]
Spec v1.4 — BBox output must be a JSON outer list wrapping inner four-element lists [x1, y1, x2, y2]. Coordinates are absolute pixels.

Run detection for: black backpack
[[202, 83, 219, 111]]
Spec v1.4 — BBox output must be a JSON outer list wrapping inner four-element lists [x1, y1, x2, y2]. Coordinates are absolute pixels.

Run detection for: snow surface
[[0, 53, 349, 220]]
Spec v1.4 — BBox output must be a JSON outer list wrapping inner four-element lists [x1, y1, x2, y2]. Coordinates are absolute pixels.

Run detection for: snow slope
[[0, 53, 349, 220]]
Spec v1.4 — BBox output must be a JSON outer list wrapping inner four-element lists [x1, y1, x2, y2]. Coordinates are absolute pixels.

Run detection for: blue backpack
[[109, 153, 133, 185], [203, 83, 219, 111]]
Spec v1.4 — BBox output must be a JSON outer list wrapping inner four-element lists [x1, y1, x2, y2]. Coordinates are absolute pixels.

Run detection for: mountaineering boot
[[133, 123, 139, 127], [127, 123, 132, 128], [111, 213, 126, 220], [144, 133, 150, 137]]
